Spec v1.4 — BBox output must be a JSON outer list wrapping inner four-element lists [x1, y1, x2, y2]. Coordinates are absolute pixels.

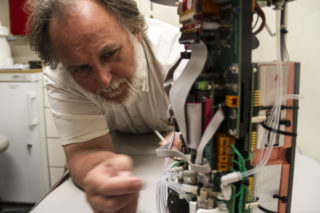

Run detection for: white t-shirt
[[44, 18, 184, 145]]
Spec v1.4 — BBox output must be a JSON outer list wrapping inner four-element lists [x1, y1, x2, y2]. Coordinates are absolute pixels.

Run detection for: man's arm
[[63, 134, 144, 213], [64, 134, 115, 187]]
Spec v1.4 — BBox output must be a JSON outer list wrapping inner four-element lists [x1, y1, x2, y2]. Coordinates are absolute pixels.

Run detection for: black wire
[[273, 194, 288, 203], [253, 5, 266, 35], [261, 123, 297, 137], [259, 105, 299, 111], [258, 205, 278, 213], [252, 12, 260, 30]]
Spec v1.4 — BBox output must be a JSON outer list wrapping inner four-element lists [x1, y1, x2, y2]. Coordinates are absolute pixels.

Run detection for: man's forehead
[[50, 0, 119, 27], [48, 0, 125, 43]]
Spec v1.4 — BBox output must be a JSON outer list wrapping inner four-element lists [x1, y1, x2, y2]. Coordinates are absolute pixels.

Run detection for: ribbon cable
[[155, 143, 212, 174], [169, 40, 208, 147], [158, 41, 225, 172], [155, 108, 224, 173], [195, 108, 225, 165], [150, 0, 177, 6], [163, 56, 183, 95]]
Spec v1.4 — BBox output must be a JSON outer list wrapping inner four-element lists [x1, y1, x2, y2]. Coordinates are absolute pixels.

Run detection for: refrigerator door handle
[[27, 92, 39, 127]]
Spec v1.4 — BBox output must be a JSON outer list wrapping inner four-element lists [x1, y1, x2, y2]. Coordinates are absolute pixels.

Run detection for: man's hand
[[64, 134, 144, 213], [83, 154, 144, 213]]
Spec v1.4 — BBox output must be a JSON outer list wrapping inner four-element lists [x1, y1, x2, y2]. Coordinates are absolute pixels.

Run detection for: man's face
[[49, 0, 142, 104]]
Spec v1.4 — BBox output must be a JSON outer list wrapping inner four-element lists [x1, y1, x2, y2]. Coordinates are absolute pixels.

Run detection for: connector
[[225, 96, 239, 108], [221, 171, 242, 186], [217, 172, 242, 201], [251, 115, 267, 123]]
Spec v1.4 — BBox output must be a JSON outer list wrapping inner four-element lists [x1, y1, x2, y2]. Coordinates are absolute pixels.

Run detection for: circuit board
[[155, 0, 299, 213]]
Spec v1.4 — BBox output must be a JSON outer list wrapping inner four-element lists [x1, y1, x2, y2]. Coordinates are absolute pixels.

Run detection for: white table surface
[[30, 132, 320, 213], [31, 132, 166, 213]]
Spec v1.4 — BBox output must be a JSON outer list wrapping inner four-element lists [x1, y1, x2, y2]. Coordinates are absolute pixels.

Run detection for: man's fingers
[[83, 154, 143, 212], [84, 155, 144, 196], [98, 175, 144, 196]]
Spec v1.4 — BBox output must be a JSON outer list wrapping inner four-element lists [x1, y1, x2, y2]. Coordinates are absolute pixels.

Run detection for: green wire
[[229, 166, 236, 172], [232, 159, 242, 167], [232, 159, 245, 172], [231, 144, 247, 174], [229, 144, 250, 213], [232, 185, 244, 199], [170, 160, 184, 168], [239, 185, 250, 213], [231, 144, 246, 168], [245, 186, 253, 213]]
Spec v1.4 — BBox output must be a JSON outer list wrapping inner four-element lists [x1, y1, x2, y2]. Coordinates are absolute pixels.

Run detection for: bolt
[[228, 129, 236, 136], [229, 64, 238, 74]]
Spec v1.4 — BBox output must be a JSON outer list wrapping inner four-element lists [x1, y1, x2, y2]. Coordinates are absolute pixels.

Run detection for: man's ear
[[132, 29, 142, 42]]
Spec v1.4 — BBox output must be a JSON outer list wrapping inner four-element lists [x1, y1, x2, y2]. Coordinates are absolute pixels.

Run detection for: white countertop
[[30, 132, 166, 213]]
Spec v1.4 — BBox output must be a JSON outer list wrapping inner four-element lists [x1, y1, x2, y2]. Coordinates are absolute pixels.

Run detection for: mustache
[[97, 79, 128, 94]]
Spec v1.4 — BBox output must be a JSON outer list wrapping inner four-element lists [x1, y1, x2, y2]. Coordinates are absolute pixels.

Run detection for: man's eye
[[72, 65, 91, 77], [101, 48, 121, 61]]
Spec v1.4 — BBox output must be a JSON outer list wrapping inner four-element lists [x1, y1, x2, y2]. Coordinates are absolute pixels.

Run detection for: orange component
[[217, 162, 229, 171], [218, 155, 229, 163], [252, 0, 256, 12], [215, 133, 235, 172], [226, 96, 239, 108], [202, 0, 220, 17]]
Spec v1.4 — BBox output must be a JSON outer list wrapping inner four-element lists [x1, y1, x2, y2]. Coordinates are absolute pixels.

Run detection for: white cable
[[195, 108, 225, 164], [283, 94, 302, 102], [157, 165, 193, 213], [251, 115, 267, 123], [156, 172, 167, 213], [157, 158, 175, 213], [155, 131, 212, 173], [154, 130, 168, 144], [241, 8, 283, 178]]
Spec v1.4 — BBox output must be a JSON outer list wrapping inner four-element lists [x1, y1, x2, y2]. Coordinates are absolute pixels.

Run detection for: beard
[[96, 34, 147, 107]]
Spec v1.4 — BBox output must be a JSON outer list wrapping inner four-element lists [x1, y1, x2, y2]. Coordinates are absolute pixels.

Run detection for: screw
[[229, 64, 238, 74], [228, 129, 236, 136]]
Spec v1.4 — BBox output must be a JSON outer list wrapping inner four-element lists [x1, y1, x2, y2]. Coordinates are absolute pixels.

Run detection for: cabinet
[[0, 70, 50, 203]]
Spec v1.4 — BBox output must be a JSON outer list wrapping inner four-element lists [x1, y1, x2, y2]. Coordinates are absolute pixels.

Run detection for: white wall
[[0, 0, 10, 28], [136, 0, 179, 27], [253, 0, 320, 163]]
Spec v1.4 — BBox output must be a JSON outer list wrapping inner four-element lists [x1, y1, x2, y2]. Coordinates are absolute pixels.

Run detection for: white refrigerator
[[0, 71, 50, 203]]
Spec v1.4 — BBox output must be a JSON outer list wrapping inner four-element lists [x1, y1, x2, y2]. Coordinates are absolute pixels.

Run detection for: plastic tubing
[[156, 171, 167, 213], [166, 172, 192, 201], [157, 158, 189, 213], [241, 9, 283, 178], [156, 158, 172, 213]]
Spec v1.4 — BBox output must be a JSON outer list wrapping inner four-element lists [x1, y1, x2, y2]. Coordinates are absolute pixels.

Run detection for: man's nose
[[95, 66, 112, 88]]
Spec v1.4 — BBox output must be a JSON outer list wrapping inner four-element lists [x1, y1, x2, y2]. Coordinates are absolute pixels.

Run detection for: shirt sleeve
[[44, 66, 109, 146]]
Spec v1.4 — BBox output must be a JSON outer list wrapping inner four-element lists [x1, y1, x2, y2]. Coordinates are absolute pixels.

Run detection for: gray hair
[[26, 0, 147, 69]]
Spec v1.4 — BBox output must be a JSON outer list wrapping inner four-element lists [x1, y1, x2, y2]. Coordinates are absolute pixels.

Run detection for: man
[[27, 0, 183, 212]]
